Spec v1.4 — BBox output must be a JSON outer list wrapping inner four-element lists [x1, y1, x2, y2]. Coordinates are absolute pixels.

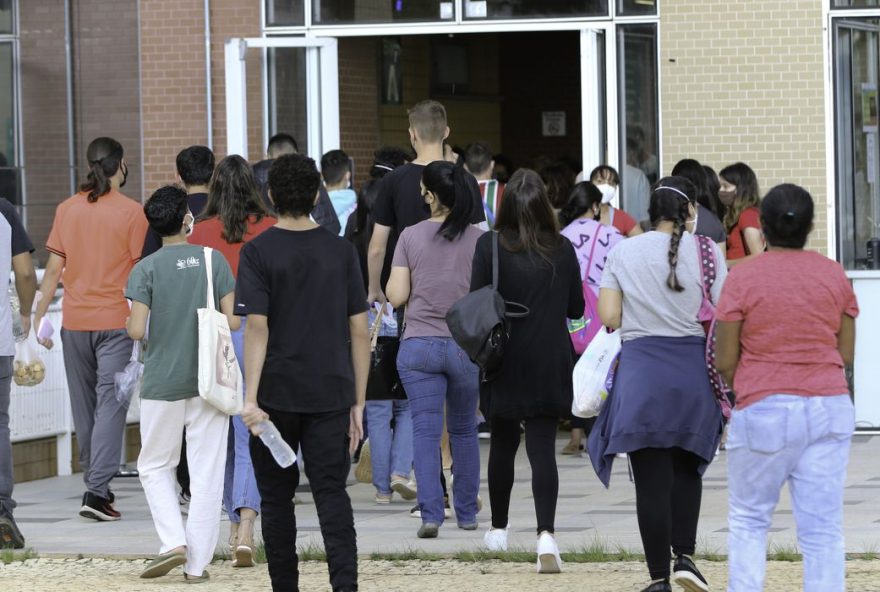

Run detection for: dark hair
[[493, 153, 514, 183], [464, 142, 493, 176], [495, 169, 563, 261], [720, 162, 761, 231], [268, 154, 321, 218], [320, 149, 351, 187], [589, 165, 620, 186], [80, 137, 124, 203], [144, 185, 188, 238], [702, 164, 723, 219], [559, 181, 603, 227], [422, 161, 475, 241], [176, 145, 215, 187], [670, 158, 715, 214], [203, 155, 269, 243], [760, 183, 813, 249], [267, 133, 299, 157], [540, 161, 575, 209], [351, 147, 409, 240], [649, 176, 696, 292]]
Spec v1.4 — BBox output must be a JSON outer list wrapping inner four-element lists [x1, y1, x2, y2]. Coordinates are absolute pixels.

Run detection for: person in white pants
[[126, 185, 238, 583]]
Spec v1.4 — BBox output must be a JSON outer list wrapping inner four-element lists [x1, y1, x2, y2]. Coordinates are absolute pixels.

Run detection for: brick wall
[[18, 0, 71, 265], [339, 37, 380, 187], [139, 0, 210, 196], [660, 0, 828, 252]]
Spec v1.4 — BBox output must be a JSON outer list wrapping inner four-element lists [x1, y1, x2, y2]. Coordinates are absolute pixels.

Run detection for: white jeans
[[726, 394, 854, 592], [138, 396, 228, 577]]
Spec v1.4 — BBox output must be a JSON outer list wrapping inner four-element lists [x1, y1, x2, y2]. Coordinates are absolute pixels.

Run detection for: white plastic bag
[[13, 333, 45, 387], [572, 328, 621, 418], [114, 340, 143, 407]]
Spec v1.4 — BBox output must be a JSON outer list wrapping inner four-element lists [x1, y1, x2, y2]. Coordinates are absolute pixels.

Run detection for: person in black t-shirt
[[367, 100, 486, 303], [237, 154, 369, 592]]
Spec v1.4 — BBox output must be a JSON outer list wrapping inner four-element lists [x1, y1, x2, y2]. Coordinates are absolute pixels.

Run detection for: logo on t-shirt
[[176, 256, 201, 270]]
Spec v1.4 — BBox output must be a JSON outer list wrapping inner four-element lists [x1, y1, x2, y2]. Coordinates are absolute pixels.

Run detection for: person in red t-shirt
[[715, 184, 858, 592], [188, 155, 275, 567], [588, 165, 644, 237], [719, 162, 765, 266]]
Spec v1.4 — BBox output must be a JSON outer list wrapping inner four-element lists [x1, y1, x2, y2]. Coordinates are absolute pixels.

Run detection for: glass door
[[224, 36, 339, 162]]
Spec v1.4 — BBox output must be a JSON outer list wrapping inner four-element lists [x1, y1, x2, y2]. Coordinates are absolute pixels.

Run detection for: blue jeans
[[727, 394, 854, 592], [365, 399, 413, 495], [397, 336, 480, 525], [222, 319, 261, 523]]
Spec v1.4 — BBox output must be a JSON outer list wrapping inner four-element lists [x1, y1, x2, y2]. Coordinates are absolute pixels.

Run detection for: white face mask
[[686, 211, 699, 233], [595, 183, 618, 205]]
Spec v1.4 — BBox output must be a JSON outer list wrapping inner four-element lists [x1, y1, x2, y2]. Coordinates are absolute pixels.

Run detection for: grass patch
[[767, 542, 801, 562], [0, 548, 36, 564], [369, 547, 445, 562]]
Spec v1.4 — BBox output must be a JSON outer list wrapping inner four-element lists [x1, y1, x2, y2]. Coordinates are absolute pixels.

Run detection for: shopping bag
[[366, 303, 403, 400], [572, 328, 621, 418], [13, 333, 45, 387], [114, 340, 143, 408], [197, 247, 243, 415]]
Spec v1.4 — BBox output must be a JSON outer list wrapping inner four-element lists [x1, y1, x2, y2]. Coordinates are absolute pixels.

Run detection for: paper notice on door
[[440, 2, 453, 19], [466, 1, 488, 18], [868, 132, 877, 185]]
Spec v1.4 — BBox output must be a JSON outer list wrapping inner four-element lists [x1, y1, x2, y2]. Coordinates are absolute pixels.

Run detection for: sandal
[[232, 517, 255, 568], [561, 441, 584, 455]]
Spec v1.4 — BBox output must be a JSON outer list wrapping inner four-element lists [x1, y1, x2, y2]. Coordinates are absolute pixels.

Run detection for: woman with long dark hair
[[476, 170, 584, 574], [33, 137, 149, 521], [189, 155, 275, 567], [385, 161, 483, 539], [671, 158, 728, 258], [588, 176, 725, 592], [720, 162, 764, 266]]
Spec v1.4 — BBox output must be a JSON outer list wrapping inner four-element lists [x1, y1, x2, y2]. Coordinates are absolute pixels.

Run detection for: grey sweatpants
[[61, 329, 132, 499], [0, 356, 14, 516]]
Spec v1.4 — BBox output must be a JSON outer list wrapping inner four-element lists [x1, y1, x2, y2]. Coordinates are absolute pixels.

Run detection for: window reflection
[[268, 48, 309, 156], [265, 0, 305, 26], [616, 0, 656, 16], [0, 43, 19, 204], [312, 0, 454, 25], [463, 0, 606, 20]]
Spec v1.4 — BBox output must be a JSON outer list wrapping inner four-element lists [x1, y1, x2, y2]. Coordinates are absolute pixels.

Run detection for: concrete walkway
[[10, 433, 880, 559]]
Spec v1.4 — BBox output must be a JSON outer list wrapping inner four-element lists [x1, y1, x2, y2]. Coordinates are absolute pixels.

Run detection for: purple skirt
[[588, 335, 722, 487]]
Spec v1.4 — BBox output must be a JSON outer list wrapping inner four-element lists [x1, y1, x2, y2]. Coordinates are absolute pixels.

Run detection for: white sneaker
[[483, 526, 508, 551], [536, 531, 562, 574]]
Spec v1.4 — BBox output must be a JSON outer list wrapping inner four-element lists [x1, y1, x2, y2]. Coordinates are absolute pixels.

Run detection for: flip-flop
[[140, 551, 186, 579], [184, 570, 210, 584]]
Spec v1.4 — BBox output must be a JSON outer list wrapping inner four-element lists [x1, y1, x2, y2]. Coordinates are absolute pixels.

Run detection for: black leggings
[[629, 447, 704, 580], [488, 416, 558, 534]]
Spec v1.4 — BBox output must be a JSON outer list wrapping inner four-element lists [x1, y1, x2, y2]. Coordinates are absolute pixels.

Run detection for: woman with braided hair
[[587, 176, 726, 592]]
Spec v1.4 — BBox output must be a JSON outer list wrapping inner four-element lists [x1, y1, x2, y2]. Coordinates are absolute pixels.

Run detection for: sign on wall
[[542, 111, 566, 137]]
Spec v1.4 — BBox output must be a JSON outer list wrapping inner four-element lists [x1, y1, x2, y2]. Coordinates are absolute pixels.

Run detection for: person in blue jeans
[[386, 161, 483, 538], [364, 305, 415, 504], [715, 184, 858, 592]]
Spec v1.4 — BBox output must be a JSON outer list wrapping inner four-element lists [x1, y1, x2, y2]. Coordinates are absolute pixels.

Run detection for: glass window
[[616, 0, 656, 16], [832, 1, 880, 7], [265, 0, 305, 26], [268, 48, 309, 156], [0, 1, 12, 35], [618, 24, 658, 225], [0, 42, 19, 204], [463, 0, 606, 20], [312, 0, 454, 25]]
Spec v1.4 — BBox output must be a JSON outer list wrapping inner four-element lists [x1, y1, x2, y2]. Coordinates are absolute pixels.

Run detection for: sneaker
[[0, 514, 25, 549], [641, 580, 672, 592], [354, 440, 372, 484], [671, 555, 709, 592], [80, 492, 121, 521], [140, 550, 186, 578], [390, 477, 417, 501], [457, 521, 478, 530], [184, 570, 210, 584], [477, 422, 491, 439], [417, 522, 440, 538], [483, 526, 508, 551], [536, 531, 562, 573], [375, 492, 392, 505], [410, 498, 452, 519]]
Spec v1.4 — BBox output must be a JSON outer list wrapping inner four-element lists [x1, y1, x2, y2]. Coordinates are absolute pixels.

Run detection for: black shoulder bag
[[446, 232, 529, 382]]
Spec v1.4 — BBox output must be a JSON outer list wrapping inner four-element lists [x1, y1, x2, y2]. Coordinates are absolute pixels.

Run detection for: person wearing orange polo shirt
[[33, 137, 149, 522]]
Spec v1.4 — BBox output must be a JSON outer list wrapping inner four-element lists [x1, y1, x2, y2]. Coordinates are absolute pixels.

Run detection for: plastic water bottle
[[256, 420, 296, 468]]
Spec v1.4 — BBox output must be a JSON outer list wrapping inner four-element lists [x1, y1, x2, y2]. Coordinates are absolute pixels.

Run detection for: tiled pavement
[[10, 434, 880, 558]]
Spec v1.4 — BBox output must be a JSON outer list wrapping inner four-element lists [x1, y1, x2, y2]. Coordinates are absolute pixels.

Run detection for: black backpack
[[446, 232, 529, 381]]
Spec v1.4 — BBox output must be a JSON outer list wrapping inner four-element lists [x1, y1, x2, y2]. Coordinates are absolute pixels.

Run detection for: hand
[[242, 400, 268, 433], [19, 315, 31, 339], [37, 336, 54, 350], [348, 404, 364, 455], [366, 288, 386, 309]]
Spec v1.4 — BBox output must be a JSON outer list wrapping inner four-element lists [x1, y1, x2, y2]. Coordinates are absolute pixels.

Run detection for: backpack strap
[[583, 227, 602, 285], [694, 235, 717, 305]]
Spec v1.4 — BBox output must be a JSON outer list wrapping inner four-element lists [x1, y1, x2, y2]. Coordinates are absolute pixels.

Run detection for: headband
[[653, 185, 690, 201], [373, 163, 394, 172]]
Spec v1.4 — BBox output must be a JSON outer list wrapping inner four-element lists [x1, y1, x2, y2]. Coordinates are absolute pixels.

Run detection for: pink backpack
[[568, 232, 602, 354]]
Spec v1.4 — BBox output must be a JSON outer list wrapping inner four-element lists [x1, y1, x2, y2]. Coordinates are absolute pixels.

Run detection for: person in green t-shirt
[[125, 185, 238, 583]]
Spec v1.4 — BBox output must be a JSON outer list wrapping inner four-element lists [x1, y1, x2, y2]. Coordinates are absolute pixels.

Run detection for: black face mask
[[120, 162, 128, 188]]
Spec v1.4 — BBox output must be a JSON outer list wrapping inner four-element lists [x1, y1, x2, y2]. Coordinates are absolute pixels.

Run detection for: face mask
[[686, 211, 699, 233], [120, 162, 129, 188], [595, 183, 617, 204]]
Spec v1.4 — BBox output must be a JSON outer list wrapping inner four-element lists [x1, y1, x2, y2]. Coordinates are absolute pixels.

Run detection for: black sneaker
[[80, 492, 121, 521], [641, 580, 671, 592], [671, 555, 708, 592], [477, 422, 491, 440], [0, 513, 25, 549]]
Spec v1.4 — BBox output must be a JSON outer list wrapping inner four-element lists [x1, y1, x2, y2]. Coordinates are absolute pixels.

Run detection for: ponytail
[[423, 161, 475, 241], [80, 137, 124, 203], [666, 204, 688, 292]]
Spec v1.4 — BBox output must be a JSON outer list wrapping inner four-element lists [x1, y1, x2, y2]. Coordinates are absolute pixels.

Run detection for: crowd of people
[[0, 98, 859, 592]]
